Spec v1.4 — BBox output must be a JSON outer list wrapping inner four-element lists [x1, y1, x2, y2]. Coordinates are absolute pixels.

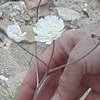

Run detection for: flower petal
[[33, 15, 65, 44], [6, 22, 26, 42]]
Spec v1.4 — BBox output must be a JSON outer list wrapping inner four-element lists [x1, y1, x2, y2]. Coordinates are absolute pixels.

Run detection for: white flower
[[6, 22, 26, 42], [0, 75, 8, 82], [33, 15, 65, 44]]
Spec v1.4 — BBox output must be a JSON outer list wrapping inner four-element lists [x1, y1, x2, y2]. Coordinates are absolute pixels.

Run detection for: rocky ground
[[0, 0, 100, 100]]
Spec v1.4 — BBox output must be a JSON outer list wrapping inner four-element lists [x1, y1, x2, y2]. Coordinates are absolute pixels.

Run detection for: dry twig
[[36, 0, 42, 22]]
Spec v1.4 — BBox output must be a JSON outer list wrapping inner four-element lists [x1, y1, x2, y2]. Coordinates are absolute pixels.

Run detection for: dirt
[[0, 0, 100, 100]]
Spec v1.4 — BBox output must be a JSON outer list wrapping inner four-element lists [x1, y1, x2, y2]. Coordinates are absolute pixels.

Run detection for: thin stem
[[47, 41, 55, 73], [16, 43, 49, 67], [36, 0, 42, 22], [35, 42, 39, 88], [33, 76, 48, 100], [0, 27, 49, 69], [29, 56, 33, 68], [33, 41, 55, 100]]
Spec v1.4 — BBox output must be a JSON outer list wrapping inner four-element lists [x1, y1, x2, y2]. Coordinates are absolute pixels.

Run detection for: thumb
[[51, 58, 85, 100]]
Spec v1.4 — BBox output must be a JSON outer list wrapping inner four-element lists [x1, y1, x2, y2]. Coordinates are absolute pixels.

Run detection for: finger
[[51, 58, 87, 100], [85, 90, 100, 100], [51, 35, 99, 100]]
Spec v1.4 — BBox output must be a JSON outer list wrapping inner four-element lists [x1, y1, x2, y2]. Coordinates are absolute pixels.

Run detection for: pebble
[[22, 14, 30, 21], [57, 7, 81, 21], [0, 10, 2, 18], [23, 0, 47, 8]]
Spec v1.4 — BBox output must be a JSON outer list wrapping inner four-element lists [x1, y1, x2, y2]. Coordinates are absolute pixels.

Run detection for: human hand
[[18, 23, 100, 100]]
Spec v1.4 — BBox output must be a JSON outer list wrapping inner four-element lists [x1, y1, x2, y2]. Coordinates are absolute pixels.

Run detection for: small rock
[[56, 7, 81, 21], [22, 14, 30, 21], [15, 15, 25, 23], [84, 3, 88, 7], [0, 19, 12, 41], [12, 1, 26, 14], [86, 0, 98, 10], [0, 75, 8, 82], [28, 9, 37, 17], [21, 25, 35, 43], [0, 18, 13, 30], [0, 1, 26, 17], [0, 10, 2, 18], [0, 0, 8, 6], [71, 18, 90, 28], [23, 0, 47, 8], [0, 18, 13, 49], [0, 36, 12, 49]]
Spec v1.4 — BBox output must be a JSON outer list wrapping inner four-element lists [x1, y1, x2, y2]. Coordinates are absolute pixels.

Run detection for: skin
[[18, 23, 100, 100]]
